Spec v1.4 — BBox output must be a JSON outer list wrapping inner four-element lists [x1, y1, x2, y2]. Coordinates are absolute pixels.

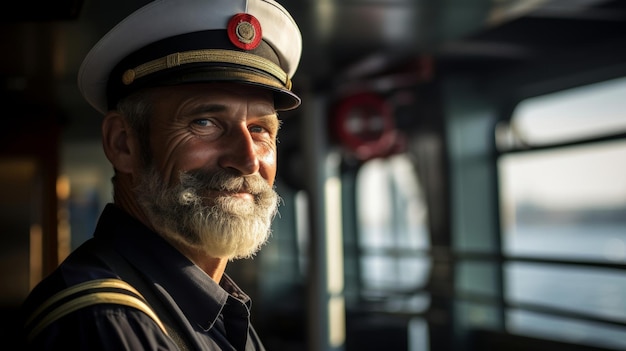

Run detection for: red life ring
[[332, 92, 397, 160]]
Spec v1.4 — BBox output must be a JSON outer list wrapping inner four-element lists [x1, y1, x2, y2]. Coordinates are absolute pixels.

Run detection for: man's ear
[[102, 111, 137, 174]]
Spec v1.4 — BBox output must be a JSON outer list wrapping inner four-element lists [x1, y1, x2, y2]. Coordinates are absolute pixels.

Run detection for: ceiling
[[1, 0, 625, 141]]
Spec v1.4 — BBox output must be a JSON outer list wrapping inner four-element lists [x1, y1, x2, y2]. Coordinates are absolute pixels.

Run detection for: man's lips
[[207, 189, 255, 201], [231, 192, 254, 201]]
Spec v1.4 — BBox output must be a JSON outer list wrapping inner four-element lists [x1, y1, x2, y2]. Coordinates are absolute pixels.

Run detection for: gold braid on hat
[[121, 49, 292, 90]]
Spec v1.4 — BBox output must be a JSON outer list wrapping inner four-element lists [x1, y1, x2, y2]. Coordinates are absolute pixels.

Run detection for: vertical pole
[[302, 95, 346, 351]]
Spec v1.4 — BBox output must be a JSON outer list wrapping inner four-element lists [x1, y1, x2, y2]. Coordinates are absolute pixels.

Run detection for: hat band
[[121, 49, 292, 90]]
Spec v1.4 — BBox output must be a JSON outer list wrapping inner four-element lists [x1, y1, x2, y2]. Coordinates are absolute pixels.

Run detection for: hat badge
[[227, 13, 262, 51]]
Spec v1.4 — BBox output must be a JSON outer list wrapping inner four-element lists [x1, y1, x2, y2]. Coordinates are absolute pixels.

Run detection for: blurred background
[[1, 0, 626, 350]]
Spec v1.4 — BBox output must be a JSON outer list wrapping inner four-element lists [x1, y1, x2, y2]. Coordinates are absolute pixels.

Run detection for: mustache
[[178, 169, 272, 196]]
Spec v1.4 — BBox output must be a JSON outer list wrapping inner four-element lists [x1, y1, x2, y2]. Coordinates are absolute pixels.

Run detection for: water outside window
[[498, 76, 626, 350]]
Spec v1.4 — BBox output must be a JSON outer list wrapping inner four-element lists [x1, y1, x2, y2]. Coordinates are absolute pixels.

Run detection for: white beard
[[135, 167, 281, 259]]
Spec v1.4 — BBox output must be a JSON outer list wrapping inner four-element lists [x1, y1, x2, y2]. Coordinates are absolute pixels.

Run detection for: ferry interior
[[1, 0, 626, 350]]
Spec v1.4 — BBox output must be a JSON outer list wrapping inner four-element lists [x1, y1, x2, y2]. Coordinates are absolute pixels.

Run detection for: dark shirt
[[19, 204, 266, 351]]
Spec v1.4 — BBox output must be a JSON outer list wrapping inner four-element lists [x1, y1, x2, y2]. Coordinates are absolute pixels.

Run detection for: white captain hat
[[78, 0, 302, 115]]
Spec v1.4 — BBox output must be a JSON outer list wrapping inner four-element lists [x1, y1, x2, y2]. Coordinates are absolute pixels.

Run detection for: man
[[19, 0, 302, 350]]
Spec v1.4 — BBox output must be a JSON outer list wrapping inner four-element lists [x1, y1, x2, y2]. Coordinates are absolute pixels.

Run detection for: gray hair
[[116, 90, 155, 167]]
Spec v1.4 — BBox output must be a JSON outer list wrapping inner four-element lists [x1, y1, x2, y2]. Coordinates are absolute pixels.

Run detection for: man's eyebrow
[[187, 104, 228, 115]]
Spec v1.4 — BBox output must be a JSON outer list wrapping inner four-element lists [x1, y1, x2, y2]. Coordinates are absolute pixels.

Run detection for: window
[[498, 77, 626, 350], [356, 154, 431, 311]]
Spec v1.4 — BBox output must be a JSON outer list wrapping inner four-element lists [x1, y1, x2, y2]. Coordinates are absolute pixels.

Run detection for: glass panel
[[499, 140, 626, 261], [357, 154, 430, 251], [512, 76, 626, 145], [457, 301, 504, 331], [356, 154, 431, 305], [457, 261, 500, 297], [507, 309, 626, 350], [361, 255, 431, 291], [505, 262, 626, 322], [500, 76, 626, 349]]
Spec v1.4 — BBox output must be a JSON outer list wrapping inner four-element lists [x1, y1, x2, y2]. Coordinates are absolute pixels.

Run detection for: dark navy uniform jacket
[[19, 204, 266, 351]]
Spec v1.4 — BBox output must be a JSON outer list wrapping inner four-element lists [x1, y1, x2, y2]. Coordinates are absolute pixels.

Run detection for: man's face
[[133, 83, 282, 259]]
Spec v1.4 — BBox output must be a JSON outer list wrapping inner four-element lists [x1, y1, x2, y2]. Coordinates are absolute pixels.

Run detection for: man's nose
[[217, 126, 260, 175]]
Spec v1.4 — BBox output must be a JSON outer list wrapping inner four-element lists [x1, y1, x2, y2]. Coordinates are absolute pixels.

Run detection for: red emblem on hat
[[227, 13, 262, 51]]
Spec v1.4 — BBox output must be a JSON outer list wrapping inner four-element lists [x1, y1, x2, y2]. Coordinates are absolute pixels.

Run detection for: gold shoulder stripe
[[25, 279, 168, 342], [122, 49, 290, 88], [25, 279, 143, 327]]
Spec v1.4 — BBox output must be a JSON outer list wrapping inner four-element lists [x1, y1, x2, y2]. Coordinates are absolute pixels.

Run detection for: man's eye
[[249, 125, 267, 134], [193, 119, 215, 127]]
